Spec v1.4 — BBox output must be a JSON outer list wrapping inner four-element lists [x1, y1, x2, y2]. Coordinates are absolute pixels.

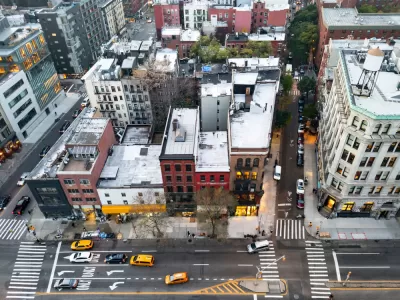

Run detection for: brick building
[[123, 0, 146, 17], [251, 0, 289, 32], [316, 8, 400, 67], [195, 132, 230, 191], [153, 0, 180, 39], [161, 27, 201, 58], [208, 6, 236, 33], [160, 107, 200, 216], [317, 0, 399, 10]]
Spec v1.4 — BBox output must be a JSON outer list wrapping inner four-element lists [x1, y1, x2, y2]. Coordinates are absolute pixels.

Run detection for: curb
[[328, 281, 400, 289]]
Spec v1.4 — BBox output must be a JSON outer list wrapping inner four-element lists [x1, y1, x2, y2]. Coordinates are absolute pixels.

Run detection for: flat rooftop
[[230, 83, 277, 149], [248, 32, 285, 42], [162, 108, 199, 157], [322, 8, 400, 28], [67, 118, 109, 145], [342, 50, 400, 119], [181, 29, 201, 42], [161, 27, 181, 36], [98, 145, 162, 188], [234, 72, 259, 85], [228, 57, 280, 68], [121, 125, 152, 145], [196, 132, 229, 172], [0, 24, 41, 54], [155, 49, 177, 72], [201, 82, 232, 97]]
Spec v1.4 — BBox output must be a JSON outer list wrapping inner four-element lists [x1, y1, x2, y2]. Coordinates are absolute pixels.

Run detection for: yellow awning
[[102, 204, 167, 215]]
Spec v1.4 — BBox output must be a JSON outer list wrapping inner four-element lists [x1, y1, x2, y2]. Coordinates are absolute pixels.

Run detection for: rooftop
[[230, 83, 277, 149], [248, 32, 285, 42], [161, 27, 181, 36], [195, 63, 231, 84], [196, 132, 230, 172], [81, 58, 121, 81], [322, 8, 400, 28], [264, 3, 289, 11], [228, 57, 280, 68], [67, 118, 109, 145], [201, 82, 232, 97], [181, 29, 201, 42], [36, 2, 78, 14], [161, 108, 199, 158], [233, 72, 259, 85], [341, 49, 400, 119], [155, 48, 178, 72], [98, 145, 162, 188], [0, 24, 41, 53], [121, 125, 153, 145], [29, 108, 99, 179]]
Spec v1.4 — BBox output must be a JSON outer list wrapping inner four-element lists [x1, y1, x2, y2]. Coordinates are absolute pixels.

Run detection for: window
[[186, 164, 192, 172], [354, 171, 361, 180], [389, 157, 397, 167], [105, 193, 110, 197], [375, 186, 382, 194], [341, 149, 349, 160], [365, 143, 373, 152], [200, 175, 206, 182], [64, 179, 75, 185], [395, 187, 400, 194], [348, 186, 355, 194], [346, 134, 354, 146], [245, 158, 251, 167], [219, 175, 224, 182], [107, 200, 112, 205], [360, 202, 374, 212], [360, 120, 368, 132], [67, 189, 79, 193], [4, 79, 24, 98], [237, 158, 243, 168], [381, 171, 389, 180], [210, 175, 215, 182], [353, 138, 360, 150], [388, 142, 396, 152], [375, 171, 383, 180], [347, 153, 355, 164], [368, 186, 375, 194], [79, 179, 90, 185], [177, 186, 183, 192], [381, 157, 389, 167], [175, 165, 181, 172], [360, 171, 369, 180], [331, 177, 339, 188], [253, 158, 259, 167], [341, 202, 354, 211], [337, 182, 344, 191], [251, 172, 257, 180], [123, 200, 128, 205], [86, 198, 96, 202], [9, 89, 28, 108], [166, 176, 172, 182], [366, 157, 375, 167], [382, 124, 391, 134], [397, 172, 400, 180], [71, 197, 82, 202], [373, 124, 382, 134], [373, 142, 382, 152], [187, 186, 193, 193], [388, 186, 395, 194], [176, 176, 182, 182], [359, 157, 367, 167], [236, 171, 243, 179], [342, 168, 349, 178], [336, 163, 344, 175], [355, 186, 363, 194], [351, 116, 360, 128], [167, 186, 173, 193], [396, 143, 400, 153], [164, 164, 171, 172], [82, 189, 94, 194]]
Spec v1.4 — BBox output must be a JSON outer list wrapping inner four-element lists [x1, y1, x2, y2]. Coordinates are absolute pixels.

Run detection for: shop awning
[[102, 204, 166, 215]]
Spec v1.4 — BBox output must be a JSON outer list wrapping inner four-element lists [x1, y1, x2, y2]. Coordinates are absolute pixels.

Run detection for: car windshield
[[133, 255, 138, 261], [169, 275, 174, 281], [73, 253, 79, 259], [250, 243, 257, 250], [16, 199, 24, 205]]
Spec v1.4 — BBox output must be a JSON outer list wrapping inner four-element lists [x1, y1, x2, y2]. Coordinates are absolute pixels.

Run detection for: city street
[[126, 11, 156, 41]]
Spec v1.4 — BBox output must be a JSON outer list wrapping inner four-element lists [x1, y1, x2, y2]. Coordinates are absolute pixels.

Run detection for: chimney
[[245, 94, 252, 106], [172, 119, 179, 131]]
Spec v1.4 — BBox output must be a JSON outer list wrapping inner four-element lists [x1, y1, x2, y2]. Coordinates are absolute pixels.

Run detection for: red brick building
[[316, 7, 400, 67], [317, 0, 399, 10], [161, 27, 201, 58], [195, 132, 230, 191], [160, 107, 200, 216], [251, 1, 289, 32], [154, 1, 181, 39], [123, 0, 146, 17], [208, 6, 236, 33]]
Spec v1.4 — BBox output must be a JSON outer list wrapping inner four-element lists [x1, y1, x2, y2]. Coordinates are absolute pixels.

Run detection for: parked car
[[17, 172, 30, 186], [297, 154, 304, 167], [59, 120, 71, 135], [104, 253, 127, 264], [298, 105, 304, 113], [298, 115, 304, 123], [40, 145, 51, 158], [298, 136, 304, 145], [69, 252, 93, 263], [298, 124, 305, 134], [147, 18, 152, 23], [54, 279, 79, 290], [81, 97, 90, 108], [0, 195, 11, 211], [297, 147, 304, 155], [165, 272, 189, 285], [297, 194, 305, 209], [12, 196, 30, 215], [72, 109, 81, 118], [296, 179, 305, 194], [298, 97, 305, 105]]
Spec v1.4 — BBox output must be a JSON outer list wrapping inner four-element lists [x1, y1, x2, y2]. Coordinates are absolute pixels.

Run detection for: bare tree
[[131, 190, 170, 238], [195, 188, 237, 238]]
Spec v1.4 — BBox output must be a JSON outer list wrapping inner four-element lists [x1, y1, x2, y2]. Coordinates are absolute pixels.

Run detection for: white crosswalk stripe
[[305, 241, 332, 299], [256, 241, 283, 282], [275, 219, 305, 239], [289, 89, 301, 96], [6, 242, 46, 299], [0, 219, 28, 240]]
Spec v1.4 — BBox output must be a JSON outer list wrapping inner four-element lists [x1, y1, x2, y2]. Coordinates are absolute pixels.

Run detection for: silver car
[[54, 278, 79, 289]]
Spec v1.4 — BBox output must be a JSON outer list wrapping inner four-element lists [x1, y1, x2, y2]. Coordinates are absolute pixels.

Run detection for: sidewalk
[[303, 133, 400, 240]]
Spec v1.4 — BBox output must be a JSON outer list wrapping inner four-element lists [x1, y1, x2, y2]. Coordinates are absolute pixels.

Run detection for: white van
[[247, 240, 270, 254], [274, 165, 281, 180]]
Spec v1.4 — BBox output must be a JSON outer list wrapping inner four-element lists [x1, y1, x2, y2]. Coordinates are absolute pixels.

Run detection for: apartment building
[[161, 27, 201, 58], [251, 0, 289, 32], [99, 0, 126, 40], [317, 46, 400, 219], [183, 0, 209, 29], [36, 2, 91, 76], [153, 0, 180, 39], [0, 17, 64, 141]]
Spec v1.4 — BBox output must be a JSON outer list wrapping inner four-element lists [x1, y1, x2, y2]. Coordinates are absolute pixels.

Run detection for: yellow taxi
[[71, 240, 94, 251], [165, 272, 189, 285], [130, 254, 154, 267]]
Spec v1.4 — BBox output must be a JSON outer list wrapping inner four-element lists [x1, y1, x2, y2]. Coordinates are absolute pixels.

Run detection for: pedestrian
[[83, 227, 86, 232], [187, 231, 190, 237], [192, 233, 195, 238], [28, 210, 31, 215], [309, 222, 313, 228], [329, 294, 334, 299], [262, 230, 265, 236], [71, 222, 75, 228]]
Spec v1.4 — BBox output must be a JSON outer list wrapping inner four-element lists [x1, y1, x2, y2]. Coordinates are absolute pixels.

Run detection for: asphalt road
[[0, 94, 84, 220], [126, 14, 156, 41]]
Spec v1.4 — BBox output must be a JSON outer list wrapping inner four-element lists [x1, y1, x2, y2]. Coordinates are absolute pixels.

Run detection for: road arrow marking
[[287, 191, 292, 197], [109, 282, 124, 291], [107, 270, 124, 276], [57, 271, 75, 276]]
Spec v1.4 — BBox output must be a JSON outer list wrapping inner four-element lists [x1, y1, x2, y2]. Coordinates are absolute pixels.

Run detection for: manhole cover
[[294, 294, 300, 299]]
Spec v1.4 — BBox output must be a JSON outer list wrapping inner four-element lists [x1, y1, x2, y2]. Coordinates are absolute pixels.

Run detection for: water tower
[[354, 47, 384, 97]]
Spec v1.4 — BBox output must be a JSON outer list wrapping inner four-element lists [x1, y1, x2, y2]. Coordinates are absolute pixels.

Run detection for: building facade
[[153, 0, 180, 39], [100, 0, 126, 40], [183, 0, 209, 29], [36, 2, 92, 76], [317, 47, 400, 219], [161, 27, 201, 58]]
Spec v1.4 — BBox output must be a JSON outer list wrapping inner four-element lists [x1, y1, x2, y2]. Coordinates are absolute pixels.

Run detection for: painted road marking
[[339, 266, 390, 269], [238, 264, 253, 266], [47, 242, 61, 293], [194, 250, 210, 252], [193, 264, 209, 266], [335, 253, 380, 255]]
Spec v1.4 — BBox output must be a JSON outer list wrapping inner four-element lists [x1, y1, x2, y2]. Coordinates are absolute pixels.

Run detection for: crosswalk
[[6, 241, 47, 299], [275, 219, 305, 239], [305, 240, 332, 299], [289, 89, 301, 96], [0, 219, 28, 240], [80, 92, 88, 98]]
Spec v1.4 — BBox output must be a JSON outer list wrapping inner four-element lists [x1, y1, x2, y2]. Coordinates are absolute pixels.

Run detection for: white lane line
[[291, 219, 294, 239], [194, 250, 210, 252], [142, 250, 157, 253], [47, 241, 61, 293], [310, 282, 326, 286], [262, 271, 279, 273], [265, 295, 283, 298], [305, 240, 322, 243], [59, 251, 132, 253], [310, 279, 329, 281], [260, 259, 279, 261], [17, 255, 45, 258], [12, 272, 40, 275], [309, 271, 328, 273], [308, 263, 326, 265], [262, 275, 280, 278], [311, 291, 333, 295], [335, 253, 380, 255], [16, 258, 44, 261], [260, 263, 277, 265], [311, 297, 330, 299], [193, 264, 209, 266], [7, 292, 36, 294], [308, 255, 325, 257], [13, 269, 41, 272], [309, 267, 328, 269], [307, 259, 326, 261], [8, 286, 37, 289], [310, 274, 329, 277], [261, 266, 278, 269], [254, 295, 257, 300], [238, 264, 253, 266], [11, 276, 39, 278], [55, 264, 130, 267], [339, 266, 390, 269], [262, 278, 280, 281], [18, 251, 46, 254], [19, 244, 46, 249], [237, 250, 247, 252], [302, 225, 305, 239], [6, 297, 35, 299], [332, 250, 341, 282], [311, 287, 331, 291], [53, 277, 126, 280], [306, 248, 323, 250], [20, 242, 34, 244], [9, 221, 26, 239], [9, 279, 39, 282]]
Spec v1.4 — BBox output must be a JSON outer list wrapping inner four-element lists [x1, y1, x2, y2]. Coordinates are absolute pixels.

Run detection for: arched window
[[245, 158, 251, 167], [253, 158, 259, 167], [372, 124, 382, 134], [237, 158, 243, 168], [360, 120, 368, 132], [351, 116, 360, 128], [382, 124, 391, 134]]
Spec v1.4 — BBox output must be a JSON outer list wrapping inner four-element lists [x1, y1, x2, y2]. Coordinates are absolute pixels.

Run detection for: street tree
[[358, 4, 378, 13], [275, 111, 291, 128], [132, 190, 171, 238], [302, 103, 318, 120], [195, 187, 237, 238], [281, 75, 294, 95], [278, 94, 292, 110], [298, 76, 316, 98]]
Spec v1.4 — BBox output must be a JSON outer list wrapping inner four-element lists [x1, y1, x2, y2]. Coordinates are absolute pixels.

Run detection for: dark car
[[297, 154, 304, 167], [298, 105, 304, 113], [12, 196, 30, 215], [297, 193, 305, 209], [299, 115, 304, 123], [298, 136, 304, 145], [59, 120, 71, 135], [40, 145, 51, 158], [54, 278, 79, 289], [104, 253, 127, 264], [0, 195, 11, 211], [72, 109, 81, 118], [298, 97, 305, 105]]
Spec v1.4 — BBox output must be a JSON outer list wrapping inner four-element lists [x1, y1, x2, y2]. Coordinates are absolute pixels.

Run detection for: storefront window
[[341, 202, 354, 211], [235, 205, 257, 216], [10, 64, 20, 72], [236, 171, 242, 179], [244, 172, 250, 179], [251, 172, 257, 180], [23, 58, 33, 70]]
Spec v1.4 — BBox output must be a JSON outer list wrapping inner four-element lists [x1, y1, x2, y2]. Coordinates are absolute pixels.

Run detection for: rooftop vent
[[140, 148, 148, 156], [172, 119, 179, 131]]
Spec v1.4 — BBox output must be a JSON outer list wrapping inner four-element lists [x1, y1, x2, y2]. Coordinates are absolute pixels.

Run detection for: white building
[[183, 0, 210, 29], [99, 0, 126, 40], [318, 46, 400, 219], [200, 82, 232, 131]]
